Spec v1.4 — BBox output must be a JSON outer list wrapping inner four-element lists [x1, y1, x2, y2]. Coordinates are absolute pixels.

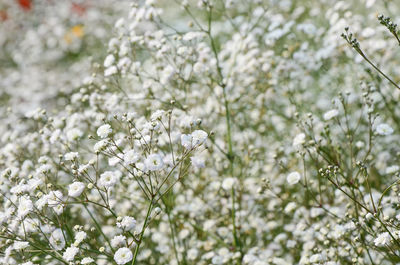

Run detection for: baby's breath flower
[[50, 229, 66, 250], [97, 124, 113, 139], [81, 257, 95, 264], [114, 247, 133, 265], [18, 196, 33, 219], [374, 232, 391, 247], [323, 109, 339, 121], [286, 172, 301, 185], [68, 182, 85, 197], [99, 171, 120, 188], [63, 245, 79, 262], [145, 154, 164, 171], [376, 123, 394, 135], [117, 216, 137, 231]]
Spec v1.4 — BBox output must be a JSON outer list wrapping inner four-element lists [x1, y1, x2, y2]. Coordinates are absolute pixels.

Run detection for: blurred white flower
[[376, 123, 393, 136], [323, 109, 339, 121], [287, 172, 301, 185]]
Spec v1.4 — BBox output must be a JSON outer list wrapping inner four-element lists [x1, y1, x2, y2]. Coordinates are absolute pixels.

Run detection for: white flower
[[50, 229, 66, 250], [97, 124, 112, 138], [309, 254, 323, 263], [151, 110, 165, 120], [47, 190, 64, 206], [27, 178, 42, 191], [187, 248, 198, 260], [386, 165, 399, 174], [181, 134, 193, 149], [64, 152, 79, 161], [81, 257, 95, 264], [111, 235, 127, 248], [191, 130, 208, 146], [376, 123, 394, 136], [13, 241, 29, 250], [104, 54, 116, 67], [109, 156, 120, 166], [323, 109, 339, 121], [293, 133, 305, 147], [105, 66, 118, 76], [145, 154, 164, 171], [63, 245, 79, 262], [54, 204, 64, 215], [99, 171, 120, 188], [124, 150, 140, 165], [74, 231, 87, 245], [68, 182, 85, 197], [222, 177, 237, 190], [374, 232, 391, 246], [287, 171, 301, 185], [94, 139, 108, 152], [66, 128, 83, 141], [117, 216, 137, 231], [212, 256, 223, 265], [18, 196, 33, 219], [114, 247, 133, 265]]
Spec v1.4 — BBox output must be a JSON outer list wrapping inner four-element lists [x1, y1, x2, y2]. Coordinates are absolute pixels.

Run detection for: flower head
[[114, 247, 133, 265]]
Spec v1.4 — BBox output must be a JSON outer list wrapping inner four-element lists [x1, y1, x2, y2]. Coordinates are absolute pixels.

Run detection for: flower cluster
[[2, 0, 400, 264]]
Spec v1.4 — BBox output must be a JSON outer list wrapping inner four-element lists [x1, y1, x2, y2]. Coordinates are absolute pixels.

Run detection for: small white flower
[[105, 66, 118, 76], [145, 154, 164, 171], [293, 133, 306, 147], [99, 171, 120, 188], [13, 241, 29, 250], [104, 54, 116, 67], [18, 196, 33, 219], [81, 257, 95, 264], [376, 123, 394, 136], [187, 248, 198, 260], [222, 177, 237, 190], [181, 134, 193, 149], [50, 229, 66, 250], [191, 130, 208, 146], [63, 245, 79, 262], [64, 152, 79, 161], [74, 231, 87, 245], [287, 171, 301, 185], [212, 256, 223, 265], [97, 124, 112, 138], [47, 190, 64, 206], [309, 254, 323, 263], [323, 109, 339, 121], [68, 182, 85, 197], [111, 235, 127, 248], [124, 150, 140, 165], [109, 156, 120, 166], [114, 247, 133, 265], [66, 128, 83, 141], [374, 232, 391, 246], [117, 216, 137, 231], [386, 165, 399, 174], [94, 139, 108, 152]]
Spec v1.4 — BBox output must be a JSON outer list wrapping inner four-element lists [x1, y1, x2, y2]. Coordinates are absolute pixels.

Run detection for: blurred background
[[0, 0, 131, 112]]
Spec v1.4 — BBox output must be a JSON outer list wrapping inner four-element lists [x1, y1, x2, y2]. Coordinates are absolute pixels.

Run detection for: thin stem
[[131, 200, 153, 265]]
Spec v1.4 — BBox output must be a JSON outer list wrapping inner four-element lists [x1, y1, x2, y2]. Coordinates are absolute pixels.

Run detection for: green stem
[[131, 200, 153, 265]]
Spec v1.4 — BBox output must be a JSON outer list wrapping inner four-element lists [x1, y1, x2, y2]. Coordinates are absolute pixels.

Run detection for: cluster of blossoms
[[2, 0, 400, 264]]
